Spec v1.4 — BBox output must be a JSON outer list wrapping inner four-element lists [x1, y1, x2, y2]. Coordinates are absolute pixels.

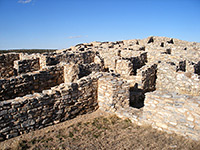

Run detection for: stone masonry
[[0, 36, 200, 141]]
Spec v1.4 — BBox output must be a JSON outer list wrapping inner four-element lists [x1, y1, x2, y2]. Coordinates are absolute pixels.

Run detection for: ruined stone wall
[[63, 62, 104, 83], [0, 53, 20, 78], [42, 50, 96, 67], [116, 51, 147, 75], [0, 65, 64, 101], [115, 59, 133, 76], [13, 58, 40, 75], [131, 52, 147, 74], [97, 73, 130, 112], [156, 63, 200, 95], [0, 73, 101, 140], [19, 53, 41, 60], [78, 63, 103, 78], [0, 36, 200, 142], [101, 54, 119, 71], [98, 50, 147, 75], [137, 63, 157, 92], [64, 63, 79, 83], [39, 54, 49, 69], [142, 91, 200, 141], [95, 72, 200, 141]]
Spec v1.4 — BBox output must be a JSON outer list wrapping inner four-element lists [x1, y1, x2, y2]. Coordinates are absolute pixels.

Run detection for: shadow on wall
[[129, 84, 145, 109]]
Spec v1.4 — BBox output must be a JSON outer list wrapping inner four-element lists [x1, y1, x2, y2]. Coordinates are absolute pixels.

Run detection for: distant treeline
[[0, 49, 57, 54]]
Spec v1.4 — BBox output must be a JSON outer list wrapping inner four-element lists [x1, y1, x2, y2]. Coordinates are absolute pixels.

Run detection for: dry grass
[[0, 110, 199, 150]]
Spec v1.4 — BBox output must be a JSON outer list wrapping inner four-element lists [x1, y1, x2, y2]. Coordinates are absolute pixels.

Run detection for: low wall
[[64, 63, 79, 83], [99, 50, 147, 75], [137, 63, 157, 92], [41, 51, 96, 67], [156, 63, 200, 95], [78, 63, 103, 78], [0, 53, 20, 78], [97, 73, 130, 112], [131, 52, 148, 75], [96, 74, 200, 141], [14, 58, 40, 74], [0, 66, 64, 101], [0, 72, 101, 141], [115, 59, 134, 76], [142, 91, 200, 141]]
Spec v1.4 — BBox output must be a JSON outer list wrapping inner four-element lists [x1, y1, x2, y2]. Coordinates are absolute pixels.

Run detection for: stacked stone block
[[0, 53, 20, 78], [97, 74, 130, 112], [0, 36, 200, 142], [64, 63, 79, 83], [0, 72, 101, 140], [0, 65, 64, 101], [13, 58, 40, 75], [142, 91, 200, 141], [156, 62, 200, 95], [115, 59, 133, 76], [137, 63, 157, 92]]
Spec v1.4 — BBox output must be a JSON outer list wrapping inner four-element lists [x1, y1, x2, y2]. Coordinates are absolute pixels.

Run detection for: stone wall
[[0, 72, 101, 140], [115, 59, 134, 76], [0, 36, 200, 142], [97, 73, 130, 112], [63, 62, 104, 83], [142, 91, 200, 141], [78, 63, 104, 78], [0, 65, 64, 101], [13, 58, 40, 75], [39, 54, 49, 69], [101, 85, 200, 141], [98, 50, 147, 75], [95, 72, 200, 141], [156, 63, 200, 95], [137, 63, 157, 92], [0, 53, 20, 78], [64, 63, 79, 83], [131, 52, 148, 75], [43, 50, 96, 67]]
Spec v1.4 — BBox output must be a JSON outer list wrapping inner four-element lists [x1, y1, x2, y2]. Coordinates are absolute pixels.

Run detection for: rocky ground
[[0, 109, 199, 150]]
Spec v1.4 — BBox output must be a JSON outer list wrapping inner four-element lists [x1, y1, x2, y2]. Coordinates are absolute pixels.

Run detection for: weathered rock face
[[0, 36, 200, 141]]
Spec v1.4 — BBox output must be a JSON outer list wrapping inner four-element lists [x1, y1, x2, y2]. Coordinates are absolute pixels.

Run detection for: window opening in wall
[[160, 42, 164, 47]]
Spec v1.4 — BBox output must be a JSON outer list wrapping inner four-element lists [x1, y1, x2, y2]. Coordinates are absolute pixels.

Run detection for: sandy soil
[[0, 109, 200, 150]]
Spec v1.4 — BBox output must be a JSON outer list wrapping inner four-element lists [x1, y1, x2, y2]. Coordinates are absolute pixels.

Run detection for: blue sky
[[0, 0, 200, 49]]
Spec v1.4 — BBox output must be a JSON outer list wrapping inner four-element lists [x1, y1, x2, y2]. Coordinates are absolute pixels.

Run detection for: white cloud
[[68, 36, 82, 39], [18, 0, 32, 4], [68, 35, 88, 39]]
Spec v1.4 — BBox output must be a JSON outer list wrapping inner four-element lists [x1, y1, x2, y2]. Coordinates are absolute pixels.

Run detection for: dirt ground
[[1, 109, 200, 150]]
